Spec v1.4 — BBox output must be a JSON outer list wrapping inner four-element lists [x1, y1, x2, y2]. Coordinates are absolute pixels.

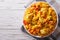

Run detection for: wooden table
[[0, 0, 60, 40]]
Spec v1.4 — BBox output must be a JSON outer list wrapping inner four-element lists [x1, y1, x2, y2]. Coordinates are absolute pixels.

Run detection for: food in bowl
[[23, 2, 57, 37]]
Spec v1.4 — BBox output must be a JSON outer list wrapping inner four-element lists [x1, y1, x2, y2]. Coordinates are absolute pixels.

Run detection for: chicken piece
[[42, 4, 49, 8], [40, 8, 47, 12], [32, 25, 38, 29], [32, 15, 39, 21], [40, 8, 47, 17], [24, 13, 33, 22], [47, 15, 52, 20], [39, 17, 44, 23], [40, 28, 49, 34], [31, 21, 37, 25]]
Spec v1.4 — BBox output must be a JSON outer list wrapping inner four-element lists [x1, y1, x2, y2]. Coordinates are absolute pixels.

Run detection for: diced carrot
[[35, 7, 38, 10], [33, 31, 36, 35], [35, 29, 39, 33], [23, 20, 29, 25], [28, 29, 31, 32], [29, 29, 34, 34]]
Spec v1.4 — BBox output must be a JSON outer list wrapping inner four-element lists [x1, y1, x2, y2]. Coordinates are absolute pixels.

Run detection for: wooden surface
[[0, 0, 35, 40], [0, 0, 60, 40]]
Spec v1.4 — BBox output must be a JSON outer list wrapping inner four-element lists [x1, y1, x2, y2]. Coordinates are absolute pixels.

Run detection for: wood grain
[[0, 0, 35, 40], [0, 0, 60, 40]]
